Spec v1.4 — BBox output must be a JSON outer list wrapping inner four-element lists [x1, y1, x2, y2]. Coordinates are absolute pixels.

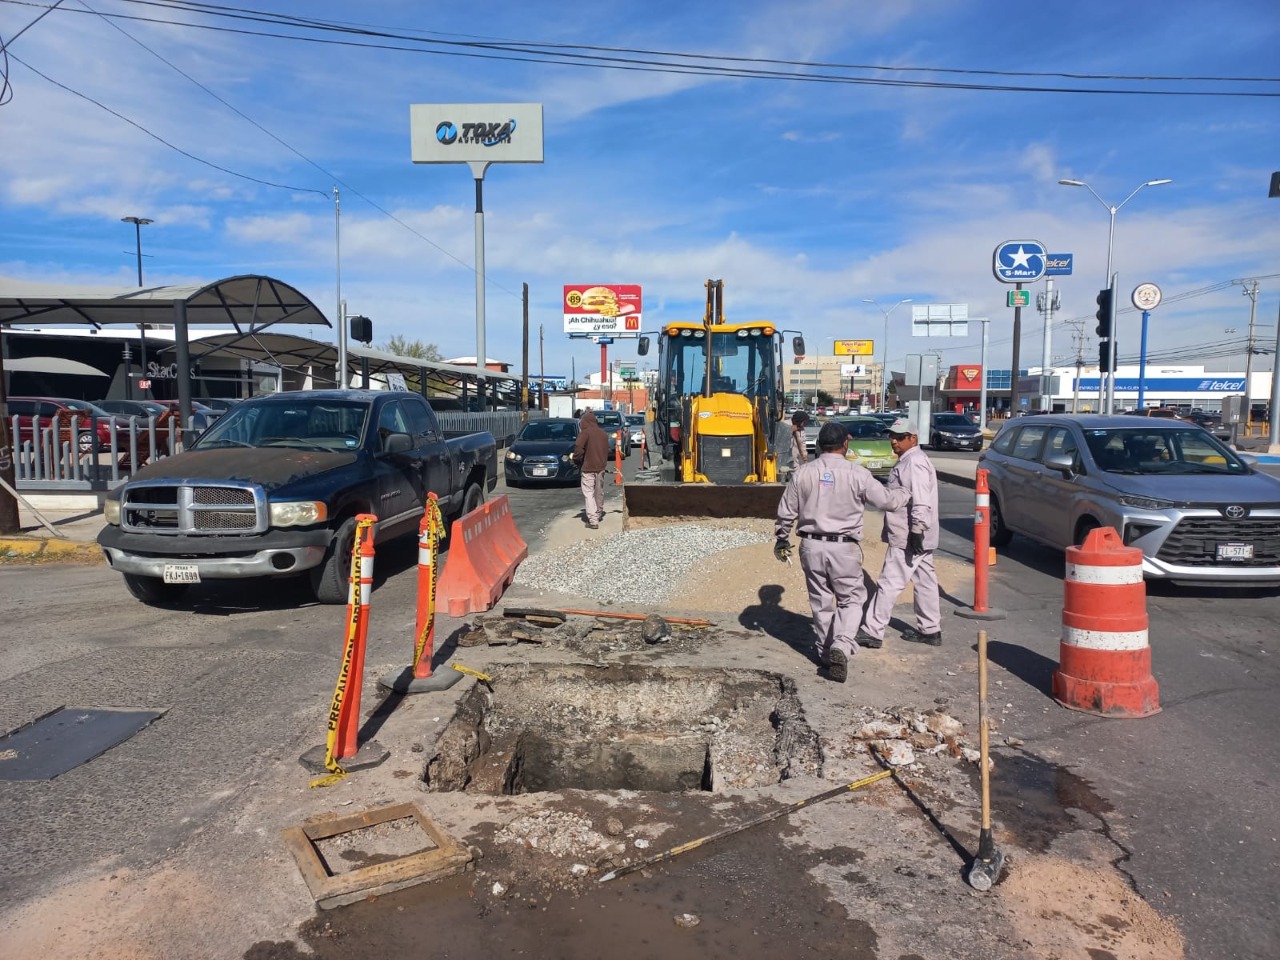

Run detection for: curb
[[0, 536, 104, 562]]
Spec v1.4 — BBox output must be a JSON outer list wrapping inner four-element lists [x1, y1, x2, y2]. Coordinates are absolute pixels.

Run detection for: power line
[[70, 0, 512, 295], [7, 51, 327, 194], [4, 0, 1277, 97]]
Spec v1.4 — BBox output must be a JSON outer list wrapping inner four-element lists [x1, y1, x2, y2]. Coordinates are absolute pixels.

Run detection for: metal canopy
[[175, 332, 513, 386], [0, 275, 330, 330]]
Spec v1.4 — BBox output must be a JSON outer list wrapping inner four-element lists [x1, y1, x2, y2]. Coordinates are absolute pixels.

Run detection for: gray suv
[[979, 414, 1280, 584]]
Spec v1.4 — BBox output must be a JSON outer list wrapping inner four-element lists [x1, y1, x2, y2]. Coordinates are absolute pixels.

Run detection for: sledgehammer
[[966, 628, 1005, 891]]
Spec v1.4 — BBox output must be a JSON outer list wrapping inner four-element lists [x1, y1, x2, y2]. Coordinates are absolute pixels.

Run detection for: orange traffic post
[[378, 495, 465, 695], [614, 430, 624, 484], [303, 514, 389, 784], [956, 468, 1006, 621], [1053, 527, 1160, 718]]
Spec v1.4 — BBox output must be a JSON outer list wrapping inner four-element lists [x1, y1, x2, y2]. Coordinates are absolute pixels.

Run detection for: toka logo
[[436, 119, 518, 147], [1223, 505, 1248, 520]]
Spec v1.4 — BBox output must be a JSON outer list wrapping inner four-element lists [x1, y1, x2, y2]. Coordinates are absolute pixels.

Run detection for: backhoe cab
[[624, 279, 804, 522]]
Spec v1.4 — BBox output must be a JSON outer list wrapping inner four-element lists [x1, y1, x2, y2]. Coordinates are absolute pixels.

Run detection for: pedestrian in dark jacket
[[572, 409, 609, 528]]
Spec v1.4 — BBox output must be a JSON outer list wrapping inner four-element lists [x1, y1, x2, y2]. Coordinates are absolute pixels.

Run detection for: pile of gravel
[[516, 523, 773, 604]]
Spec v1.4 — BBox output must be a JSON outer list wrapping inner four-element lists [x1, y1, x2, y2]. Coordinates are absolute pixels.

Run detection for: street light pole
[[1058, 177, 1171, 414], [121, 216, 154, 400], [862, 297, 912, 413]]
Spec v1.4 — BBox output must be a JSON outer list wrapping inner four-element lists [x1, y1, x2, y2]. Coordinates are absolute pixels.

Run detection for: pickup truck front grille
[[121, 481, 268, 534]]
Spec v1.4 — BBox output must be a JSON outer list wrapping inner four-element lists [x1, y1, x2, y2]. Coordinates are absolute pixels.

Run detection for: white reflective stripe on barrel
[[1062, 625, 1149, 651], [359, 558, 375, 603], [1066, 562, 1144, 585], [975, 493, 989, 507]]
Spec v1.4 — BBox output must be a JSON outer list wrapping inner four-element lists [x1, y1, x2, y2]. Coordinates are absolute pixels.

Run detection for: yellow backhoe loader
[[623, 279, 805, 522]]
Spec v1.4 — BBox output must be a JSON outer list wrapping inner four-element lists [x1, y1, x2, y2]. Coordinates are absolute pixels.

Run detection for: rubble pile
[[849, 703, 997, 772]]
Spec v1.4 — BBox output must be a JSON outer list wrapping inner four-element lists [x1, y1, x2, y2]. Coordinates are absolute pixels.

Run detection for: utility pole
[[520, 283, 530, 423], [1238, 280, 1260, 433], [1067, 320, 1087, 413]]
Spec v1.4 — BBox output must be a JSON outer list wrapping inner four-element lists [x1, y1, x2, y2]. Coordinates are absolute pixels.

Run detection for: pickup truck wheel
[[460, 482, 484, 516], [123, 573, 189, 605], [310, 516, 358, 604]]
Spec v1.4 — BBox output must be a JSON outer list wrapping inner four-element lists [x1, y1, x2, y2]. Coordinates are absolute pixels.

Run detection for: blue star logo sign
[[993, 239, 1048, 283]]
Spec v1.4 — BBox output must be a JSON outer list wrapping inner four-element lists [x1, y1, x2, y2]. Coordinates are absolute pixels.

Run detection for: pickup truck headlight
[[506, 451, 522, 462], [561, 453, 573, 462], [269, 501, 328, 527], [104, 498, 121, 525], [1118, 495, 1176, 510]]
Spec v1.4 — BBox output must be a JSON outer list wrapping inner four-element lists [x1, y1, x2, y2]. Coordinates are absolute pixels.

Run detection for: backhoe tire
[[123, 573, 189, 606], [310, 516, 358, 605]]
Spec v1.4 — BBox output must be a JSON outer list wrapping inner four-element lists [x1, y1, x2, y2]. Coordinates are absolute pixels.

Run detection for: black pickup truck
[[98, 390, 497, 605]]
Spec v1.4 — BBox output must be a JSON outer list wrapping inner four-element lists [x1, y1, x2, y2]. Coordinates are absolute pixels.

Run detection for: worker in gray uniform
[[858, 418, 943, 647], [775, 421, 910, 683]]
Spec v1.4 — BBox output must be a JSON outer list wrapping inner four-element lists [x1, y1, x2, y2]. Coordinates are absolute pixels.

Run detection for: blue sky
[[2, 0, 1278, 382]]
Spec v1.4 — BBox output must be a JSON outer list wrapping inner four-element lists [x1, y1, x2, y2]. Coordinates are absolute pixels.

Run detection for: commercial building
[[937, 364, 1273, 416]]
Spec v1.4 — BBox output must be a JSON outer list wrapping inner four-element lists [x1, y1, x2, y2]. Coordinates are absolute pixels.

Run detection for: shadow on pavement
[[983, 639, 1057, 701]]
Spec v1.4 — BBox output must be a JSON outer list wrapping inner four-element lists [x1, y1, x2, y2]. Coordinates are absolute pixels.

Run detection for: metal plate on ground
[[0, 706, 167, 781], [283, 801, 472, 909]]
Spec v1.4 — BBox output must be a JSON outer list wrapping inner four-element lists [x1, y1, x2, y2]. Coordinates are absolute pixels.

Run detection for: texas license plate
[[163, 563, 201, 584], [531, 467, 549, 477], [1216, 542, 1253, 560]]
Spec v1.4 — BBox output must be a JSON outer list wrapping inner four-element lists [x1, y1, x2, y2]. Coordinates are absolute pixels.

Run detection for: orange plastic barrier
[[614, 430, 624, 484], [335, 517, 377, 758], [436, 495, 529, 617], [955, 468, 1006, 621], [1052, 526, 1160, 718]]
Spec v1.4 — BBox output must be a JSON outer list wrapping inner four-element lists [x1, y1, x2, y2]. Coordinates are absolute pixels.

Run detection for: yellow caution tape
[[309, 516, 375, 789], [451, 663, 492, 682]]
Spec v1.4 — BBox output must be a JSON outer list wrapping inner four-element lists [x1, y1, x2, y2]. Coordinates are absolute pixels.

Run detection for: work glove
[[773, 538, 793, 564], [906, 531, 925, 561]]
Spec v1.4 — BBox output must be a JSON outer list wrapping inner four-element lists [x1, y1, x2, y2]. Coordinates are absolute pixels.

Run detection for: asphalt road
[[1, 447, 1276, 959], [928, 449, 1280, 960]]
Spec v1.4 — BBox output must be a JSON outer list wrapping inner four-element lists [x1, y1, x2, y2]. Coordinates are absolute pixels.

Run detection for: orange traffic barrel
[[1052, 527, 1160, 718]]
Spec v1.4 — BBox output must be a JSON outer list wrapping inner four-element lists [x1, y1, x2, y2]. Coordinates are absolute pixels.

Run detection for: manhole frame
[[282, 801, 471, 909]]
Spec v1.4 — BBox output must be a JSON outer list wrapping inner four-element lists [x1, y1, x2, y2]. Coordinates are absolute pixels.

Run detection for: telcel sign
[[410, 103, 544, 164]]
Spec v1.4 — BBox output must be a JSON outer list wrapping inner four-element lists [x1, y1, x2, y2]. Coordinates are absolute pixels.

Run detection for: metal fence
[[9, 414, 188, 492], [437, 409, 545, 447]]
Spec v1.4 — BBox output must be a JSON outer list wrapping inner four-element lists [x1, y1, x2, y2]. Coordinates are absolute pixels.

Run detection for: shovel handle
[[978, 628, 991, 832]]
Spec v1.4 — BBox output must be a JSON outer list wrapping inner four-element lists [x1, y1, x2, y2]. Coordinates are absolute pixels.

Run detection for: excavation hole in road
[[425, 663, 822, 795]]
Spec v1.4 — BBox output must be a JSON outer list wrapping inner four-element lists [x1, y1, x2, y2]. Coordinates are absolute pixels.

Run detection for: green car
[[831, 416, 898, 479]]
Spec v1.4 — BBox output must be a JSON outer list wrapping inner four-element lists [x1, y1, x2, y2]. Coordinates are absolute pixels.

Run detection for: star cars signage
[[992, 239, 1048, 283], [563, 284, 642, 337], [410, 103, 545, 164]]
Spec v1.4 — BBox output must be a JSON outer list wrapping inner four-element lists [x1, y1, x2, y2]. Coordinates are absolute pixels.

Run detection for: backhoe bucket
[[622, 482, 786, 525]]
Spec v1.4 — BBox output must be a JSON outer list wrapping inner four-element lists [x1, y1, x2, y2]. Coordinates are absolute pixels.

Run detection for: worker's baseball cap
[[886, 417, 917, 435]]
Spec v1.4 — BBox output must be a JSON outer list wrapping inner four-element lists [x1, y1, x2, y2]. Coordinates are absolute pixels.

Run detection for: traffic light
[[348, 315, 373, 344], [1094, 287, 1114, 339], [1099, 338, 1117, 373]]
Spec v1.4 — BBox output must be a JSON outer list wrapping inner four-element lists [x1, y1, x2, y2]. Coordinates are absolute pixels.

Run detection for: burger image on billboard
[[582, 286, 622, 317]]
